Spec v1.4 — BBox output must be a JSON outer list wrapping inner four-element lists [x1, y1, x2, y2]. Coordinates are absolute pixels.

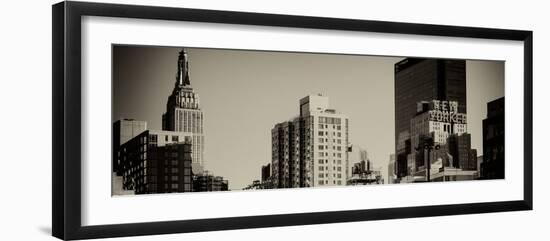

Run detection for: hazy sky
[[113, 45, 504, 190]]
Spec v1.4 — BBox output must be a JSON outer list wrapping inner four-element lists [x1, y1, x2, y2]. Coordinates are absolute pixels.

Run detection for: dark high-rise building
[[261, 163, 271, 182], [394, 58, 466, 179], [119, 130, 194, 194], [271, 121, 296, 188], [112, 119, 147, 176], [481, 97, 505, 179], [447, 133, 477, 170]]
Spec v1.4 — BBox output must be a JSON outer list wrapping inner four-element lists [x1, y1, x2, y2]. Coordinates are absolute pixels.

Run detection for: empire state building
[[162, 49, 205, 171]]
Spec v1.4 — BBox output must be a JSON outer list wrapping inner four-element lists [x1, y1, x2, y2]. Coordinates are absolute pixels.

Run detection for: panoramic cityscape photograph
[[111, 45, 505, 195]]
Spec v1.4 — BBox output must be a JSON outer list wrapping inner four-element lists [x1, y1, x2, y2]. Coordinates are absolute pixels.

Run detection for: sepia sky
[[112, 45, 504, 190]]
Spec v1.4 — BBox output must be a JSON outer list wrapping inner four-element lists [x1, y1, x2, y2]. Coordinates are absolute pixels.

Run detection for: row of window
[[318, 145, 343, 151], [318, 138, 342, 144], [318, 117, 342, 125], [318, 180, 343, 185], [318, 166, 343, 172], [318, 124, 342, 130], [148, 134, 181, 143], [162, 167, 180, 173], [318, 173, 343, 178], [146, 183, 192, 191], [318, 131, 342, 137], [318, 152, 343, 157], [145, 175, 193, 182], [318, 159, 343, 164]]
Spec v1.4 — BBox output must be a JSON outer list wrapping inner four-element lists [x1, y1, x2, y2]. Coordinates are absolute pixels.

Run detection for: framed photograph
[[52, 1, 533, 240]]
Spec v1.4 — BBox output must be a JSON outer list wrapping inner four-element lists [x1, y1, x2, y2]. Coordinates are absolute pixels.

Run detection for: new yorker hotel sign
[[427, 100, 467, 124]]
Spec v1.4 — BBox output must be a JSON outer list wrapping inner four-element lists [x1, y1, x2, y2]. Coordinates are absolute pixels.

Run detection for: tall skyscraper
[[481, 97, 505, 179], [272, 94, 350, 188], [447, 133, 477, 170], [394, 58, 466, 179], [272, 121, 296, 188], [162, 50, 205, 172]]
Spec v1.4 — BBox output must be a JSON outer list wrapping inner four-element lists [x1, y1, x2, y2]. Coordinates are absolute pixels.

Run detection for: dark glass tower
[[481, 97, 505, 179], [394, 58, 466, 178]]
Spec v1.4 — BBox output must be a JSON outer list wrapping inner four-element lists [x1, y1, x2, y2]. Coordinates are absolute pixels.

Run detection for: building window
[[172, 136, 179, 142], [319, 166, 323, 171], [318, 131, 324, 136], [318, 145, 324, 150], [171, 175, 178, 181], [319, 124, 324, 129], [318, 181, 324, 185], [184, 176, 191, 183]]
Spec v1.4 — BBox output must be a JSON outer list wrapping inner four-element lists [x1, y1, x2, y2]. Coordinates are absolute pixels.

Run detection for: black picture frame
[[52, 1, 533, 240]]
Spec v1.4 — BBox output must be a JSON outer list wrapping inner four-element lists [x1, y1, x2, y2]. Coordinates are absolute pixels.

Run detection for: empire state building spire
[[168, 48, 199, 110], [163, 48, 205, 171], [177, 49, 191, 86]]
